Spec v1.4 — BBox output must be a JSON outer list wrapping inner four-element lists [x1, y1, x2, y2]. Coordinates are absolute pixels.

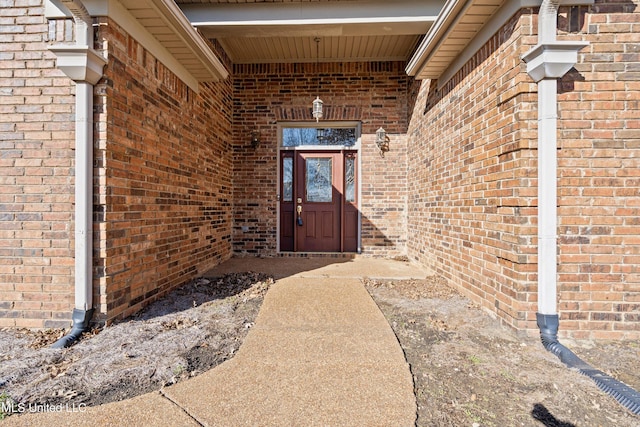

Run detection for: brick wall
[[407, 12, 537, 334], [407, 0, 640, 340], [2, 0, 637, 339], [232, 62, 409, 257], [0, 1, 76, 328], [556, 0, 640, 339], [95, 18, 234, 324]]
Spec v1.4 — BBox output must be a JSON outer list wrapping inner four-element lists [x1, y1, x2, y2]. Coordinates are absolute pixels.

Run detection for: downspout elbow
[[536, 313, 586, 368], [60, 0, 93, 46], [535, 313, 640, 415], [51, 308, 94, 349]]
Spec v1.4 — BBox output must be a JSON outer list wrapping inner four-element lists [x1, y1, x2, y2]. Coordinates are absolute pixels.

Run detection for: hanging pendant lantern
[[312, 37, 323, 122], [312, 96, 323, 122]]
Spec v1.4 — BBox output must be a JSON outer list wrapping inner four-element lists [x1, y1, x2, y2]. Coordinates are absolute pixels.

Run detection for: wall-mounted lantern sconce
[[250, 130, 260, 149], [317, 128, 325, 142], [375, 127, 389, 155]]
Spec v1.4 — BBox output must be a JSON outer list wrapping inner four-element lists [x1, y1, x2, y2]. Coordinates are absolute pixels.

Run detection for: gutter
[[522, 1, 640, 415], [48, 0, 106, 348]]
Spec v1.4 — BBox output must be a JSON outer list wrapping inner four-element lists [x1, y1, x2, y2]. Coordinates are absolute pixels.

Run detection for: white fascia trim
[[45, 0, 71, 18], [193, 17, 439, 27], [145, 0, 228, 81], [108, 0, 201, 92], [437, 0, 593, 86], [405, 0, 472, 77], [437, 0, 542, 87], [182, 0, 443, 27], [46, 0, 112, 19]]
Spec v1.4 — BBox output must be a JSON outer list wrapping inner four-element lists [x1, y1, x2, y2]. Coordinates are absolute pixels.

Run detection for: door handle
[[296, 205, 303, 226]]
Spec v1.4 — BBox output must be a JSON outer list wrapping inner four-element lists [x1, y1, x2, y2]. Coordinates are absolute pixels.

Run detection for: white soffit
[[122, 0, 228, 81], [406, 0, 507, 80], [407, 0, 594, 81], [178, 0, 443, 64]]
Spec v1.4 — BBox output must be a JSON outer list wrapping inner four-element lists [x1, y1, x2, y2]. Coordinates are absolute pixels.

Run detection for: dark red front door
[[279, 150, 358, 252], [296, 152, 341, 252]]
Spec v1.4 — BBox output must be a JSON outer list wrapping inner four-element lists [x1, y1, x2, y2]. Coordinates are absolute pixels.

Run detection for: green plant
[[172, 364, 185, 376], [0, 391, 15, 420], [468, 355, 482, 365], [500, 369, 517, 382]]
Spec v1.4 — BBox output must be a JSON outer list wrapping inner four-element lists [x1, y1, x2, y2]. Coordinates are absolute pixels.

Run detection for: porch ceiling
[[175, 0, 445, 64]]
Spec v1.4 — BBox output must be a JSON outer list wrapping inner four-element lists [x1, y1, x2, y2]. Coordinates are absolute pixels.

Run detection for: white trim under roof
[[179, 0, 442, 64], [406, 0, 594, 83], [437, 0, 541, 87], [46, 0, 228, 92], [142, 0, 227, 81], [181, 0, 442, 28]]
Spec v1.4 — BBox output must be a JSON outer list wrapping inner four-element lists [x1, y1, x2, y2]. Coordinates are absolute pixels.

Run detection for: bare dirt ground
[[365, 277, 640, 427], [0, 272, 274, 414], [1, 270, 639, 426]]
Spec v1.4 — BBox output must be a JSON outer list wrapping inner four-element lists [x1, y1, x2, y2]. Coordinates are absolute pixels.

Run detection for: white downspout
[[74, 80, 93, 313], [537, 75, 558, 315], [522, 0, 588, 324], [521, 7, 640, 416], [68, 0, 93, 314], [536, 0, 560, 316], [539, 0, 561, 44], [49, 0, 106, 347]]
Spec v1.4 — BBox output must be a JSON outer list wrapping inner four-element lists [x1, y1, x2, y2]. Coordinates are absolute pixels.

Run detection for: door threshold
[[277, 252, 358, 259]]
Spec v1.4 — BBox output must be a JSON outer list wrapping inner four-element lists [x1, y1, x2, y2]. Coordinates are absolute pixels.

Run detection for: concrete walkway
[[6, 257, 429, 427]]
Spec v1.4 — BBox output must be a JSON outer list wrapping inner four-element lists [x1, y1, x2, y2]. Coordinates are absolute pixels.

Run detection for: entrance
[[279, 149, 359, 253]]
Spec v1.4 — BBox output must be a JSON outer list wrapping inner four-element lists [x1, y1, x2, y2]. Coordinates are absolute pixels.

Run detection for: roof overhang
[[178, 0, 443, 64], [181, 0, 441, 32], [45, 0, 598, 85], [46, 0, 228, 91], [407, 0, 526, 80], [407, 0, 594, 82]]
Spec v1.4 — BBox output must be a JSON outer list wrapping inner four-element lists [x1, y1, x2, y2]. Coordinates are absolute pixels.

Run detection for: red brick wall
[[95, 18, 234, 324], [232, 62, 408, 256], [0, 2, 76, 328], [3, 0, 638, 340], [556, 0, 640, 339], [407, 1, 640, 340], [407, 12, 537, 334], [1, 4, 235, 328]]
